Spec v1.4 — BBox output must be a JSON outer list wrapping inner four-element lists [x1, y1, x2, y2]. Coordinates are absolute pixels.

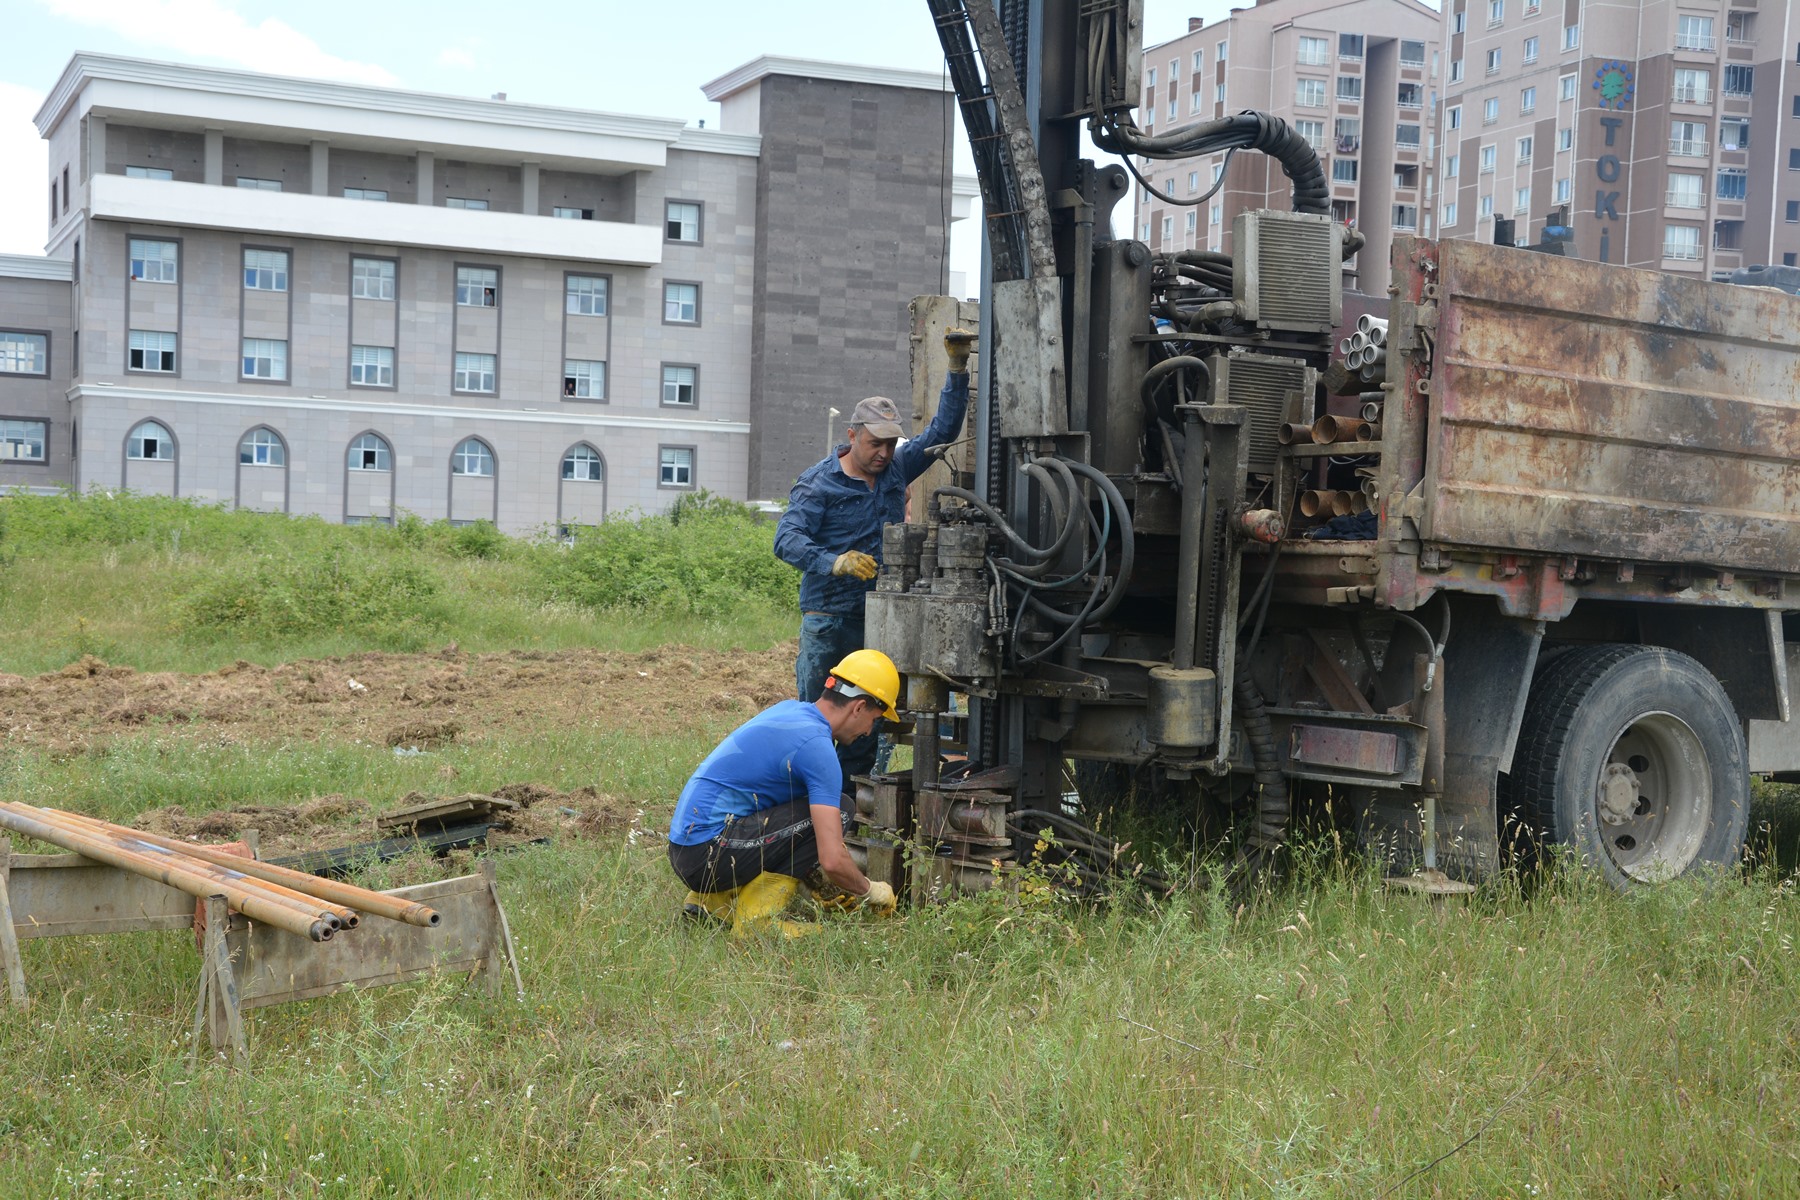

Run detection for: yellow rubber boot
[[730, 872, 809, 938], [681, 887, 740, 924]]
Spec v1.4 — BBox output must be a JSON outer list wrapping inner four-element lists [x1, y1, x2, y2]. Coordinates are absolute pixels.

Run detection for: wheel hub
[[1597, 763, 1641, 826]]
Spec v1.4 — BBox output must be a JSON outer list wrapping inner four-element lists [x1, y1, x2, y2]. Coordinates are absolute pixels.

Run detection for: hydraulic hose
[[999, 457, 1084, 578], [1233, 658, 1291, 864], [1060, 459, 1136, 625], [1091, 111, 1328, 214]]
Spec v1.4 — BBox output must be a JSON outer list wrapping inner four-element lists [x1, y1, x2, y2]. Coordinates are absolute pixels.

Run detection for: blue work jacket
[[774, 372, 970, 615]]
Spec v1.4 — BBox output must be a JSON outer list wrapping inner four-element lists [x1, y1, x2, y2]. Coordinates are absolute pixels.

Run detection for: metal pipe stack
[[0, 802, 440, 941], [1342, 315, 1389, 381]]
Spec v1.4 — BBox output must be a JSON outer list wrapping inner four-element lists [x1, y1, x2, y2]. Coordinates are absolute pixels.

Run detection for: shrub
[[540, 492, 796, 617], [175, 546, 448, 648]]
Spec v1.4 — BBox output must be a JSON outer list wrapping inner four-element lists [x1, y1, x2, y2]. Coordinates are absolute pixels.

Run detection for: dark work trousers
[[796, 611, 879, 792], [667, 795, 855, 893]]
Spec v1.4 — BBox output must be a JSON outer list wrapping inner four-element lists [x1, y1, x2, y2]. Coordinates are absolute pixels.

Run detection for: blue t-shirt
[[667, 700, 843, 845]]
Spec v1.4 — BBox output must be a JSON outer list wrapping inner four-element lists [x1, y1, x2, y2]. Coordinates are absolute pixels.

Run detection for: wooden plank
[[227, 873, 500, 1010], [202, 896, 247, 1065], [0, 840, 28, 1007], [7, 855, 196, 939]]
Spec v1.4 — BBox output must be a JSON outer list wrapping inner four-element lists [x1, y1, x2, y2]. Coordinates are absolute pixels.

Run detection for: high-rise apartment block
[[1441, 0, 1800, 275], [1135, 0, 1443, 294], [1, 54, 967, 524]]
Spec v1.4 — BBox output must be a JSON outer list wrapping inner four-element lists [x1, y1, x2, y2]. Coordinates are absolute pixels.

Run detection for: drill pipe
[[1278, 421, 1315, 445], [21, 805, 360, 929], [43, 807, 440, 928], [1299, 490, 1333, 518], [1360, 401, 1383, 423], [0, 804, 330, 941]]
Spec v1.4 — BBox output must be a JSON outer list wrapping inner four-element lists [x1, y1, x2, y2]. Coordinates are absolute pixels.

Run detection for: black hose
[[1060, 460, 1136, 625], [1091, 111, 1328, 215], [1139, 355, 1211, 411], [934, 486, 1062, 561], [999, 458, 1083, 579], [1233, 658, 1289, 860]]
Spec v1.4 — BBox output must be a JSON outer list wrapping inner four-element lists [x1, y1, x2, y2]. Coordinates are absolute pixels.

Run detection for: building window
[[456, 266, 498, 307], [48, 181, 56, 223], [1210, 203, 1222, 226], [242, 338, 288, 381], [0, 331, 48, 375], [1161, 215, 1173, 242], [1484, 97, 1500, 124], [1480, 194, 1495, 217], [1480, 145, 1497, 173], [124, 166, 173, 180], [1217, 40, 1227, 62], [1563, 25, 1579, 51], [1558, 128, 1574, 152], [128, 330, 176, 373], [1488, 0, 1504, 26], [1184, 211, 1197, 235], [1445, 154, 1460, 179], [1523, 37, 1539, 65], [1555, 177, 1571, 203], [1521, 86, 1537, 114], [1788, 201, 1800, 223], [1298, 36, 1329, 66], [1392, 204, 1418, 231], [1677, 15, 1715, 52], [1486, 48, 1502, 75], [662, 364, 698, 407], [1447, 105, 1462, 131], [1514, 186, 1531, 214], [1167, 95, 1177, 120], [446, 197, 489, 210], [1663, 226, 1702, 260], [127, 421, 173, 460], [1396, 124, 1421, 149], [563, 445, 603, 482], [352, 257, 396, 301], [1450, 59, 1464, 83], [666, 201, 702, 243], [236, 177, 281, 191], [1190, 92, 1204, 114], [1400, 40, 1425, 66], [1187, 169, 1201, 193], [1332, 158, 1359, 182], [563, 359, 606, 400], [1453, 11, 1466, 34], [1298, 79, 1326, 107], [1728, 12, 1756, 43], [1294, 121, 1324, 152], [663, 282, 700, 324], [1442, 201, 1458, 226], [1517, 136, 1534, 164], [1717, 168, 1748, 201], [348, 433, 391, 471], [1668, 173, 1705, 208], [1339, 33, 1363, 60], [454, 353, 497, 393], [351, 345, 394, 387], [1672, 122, 1710, 157], [659, 446, 694, 488], [1560, 74, 1577, 102], [552, 206, 593, 220], [239, 428, 285, 466], [1674, 69, 1712, 105], [452, 438, 495, 477], [0, 419, 47, 463], [1193, 49, 1204, 70], [343, 187, 388, 201], [243, 248, 288, 291], [565, 274, 609, 317], [1725, 66, 1754, 97], [1146, 67, 1157, 88], [1335, 76, 1361, 102], [129, 239, 178, 283], [1214, 83, 1226, 103], [1721, 119, 1750, 151], [1398, 83, 1423, 109]]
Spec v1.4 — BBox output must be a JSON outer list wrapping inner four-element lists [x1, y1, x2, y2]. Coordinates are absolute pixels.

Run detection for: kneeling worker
[[667, 649, 901, 934]]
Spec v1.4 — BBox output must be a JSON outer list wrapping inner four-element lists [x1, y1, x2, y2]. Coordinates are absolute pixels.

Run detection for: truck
[[849, 0, 1800, 895]]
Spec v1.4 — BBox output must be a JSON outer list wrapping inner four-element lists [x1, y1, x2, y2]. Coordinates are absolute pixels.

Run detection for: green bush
[[541, 491, 796, 617], [175, 546, 448, 649]]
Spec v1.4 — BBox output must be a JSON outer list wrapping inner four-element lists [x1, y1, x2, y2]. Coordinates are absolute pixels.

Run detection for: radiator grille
[[1213, 353, 1312, 475], [1234, 210, 1342, 333]]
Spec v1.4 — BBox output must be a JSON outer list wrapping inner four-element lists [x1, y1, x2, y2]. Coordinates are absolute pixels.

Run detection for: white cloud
[[437, 46, 477, 70], [35, 0, 397, 85], [0, 83, 50, 256]]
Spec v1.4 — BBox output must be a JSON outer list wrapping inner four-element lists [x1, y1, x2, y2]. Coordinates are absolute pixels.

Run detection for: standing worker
[[668, 649, 903, 936], [775, 329, 975, 789]]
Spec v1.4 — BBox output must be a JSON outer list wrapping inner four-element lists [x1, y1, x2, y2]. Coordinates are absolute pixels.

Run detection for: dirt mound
[[0, 642, 798, 752], [127, 782, 638, 858]]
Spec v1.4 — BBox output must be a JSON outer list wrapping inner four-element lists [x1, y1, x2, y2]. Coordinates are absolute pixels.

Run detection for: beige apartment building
[[1, 54, 970, 528], [1136, 0, 1443, 294], [1440, 0, 1800, 275]]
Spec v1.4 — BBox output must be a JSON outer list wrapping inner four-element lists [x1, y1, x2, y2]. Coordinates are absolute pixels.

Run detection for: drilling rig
[[856, 0, 1800, 896]]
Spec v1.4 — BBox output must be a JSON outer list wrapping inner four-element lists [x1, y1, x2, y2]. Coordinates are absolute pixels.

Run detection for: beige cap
[[849, 396, 907, 439]]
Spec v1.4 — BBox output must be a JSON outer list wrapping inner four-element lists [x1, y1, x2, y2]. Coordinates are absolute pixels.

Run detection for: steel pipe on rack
[[0, 803, 332, 941]]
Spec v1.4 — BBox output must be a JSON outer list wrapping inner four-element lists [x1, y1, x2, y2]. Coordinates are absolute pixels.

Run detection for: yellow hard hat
[[827, 648, 902, 721]]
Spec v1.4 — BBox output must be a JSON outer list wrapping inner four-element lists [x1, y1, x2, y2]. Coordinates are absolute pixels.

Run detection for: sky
[[0, 0, 1288, 276]]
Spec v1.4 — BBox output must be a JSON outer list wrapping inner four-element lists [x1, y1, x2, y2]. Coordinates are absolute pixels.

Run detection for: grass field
[[2, 494, 1799, 1197]]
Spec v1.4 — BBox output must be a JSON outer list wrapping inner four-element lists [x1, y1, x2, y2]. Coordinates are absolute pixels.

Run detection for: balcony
[[1666, 189, 1707, 208], [88, 174, 664, 265], [1676, 36, 1717, 53], [1672, 87, 1712, 105], [1669, 139, 1709, 158], [1663, 240, 1703, 260]]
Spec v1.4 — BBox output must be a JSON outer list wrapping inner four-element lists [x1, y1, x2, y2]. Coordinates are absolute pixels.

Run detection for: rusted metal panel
[[1290, 724, 1399, 774], [1420, 239, 1800, 574], [227, 872, 499, 1009]]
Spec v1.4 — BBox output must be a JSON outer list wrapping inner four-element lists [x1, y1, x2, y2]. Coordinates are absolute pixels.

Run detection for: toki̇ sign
[[1591, 61, 1634, 262]]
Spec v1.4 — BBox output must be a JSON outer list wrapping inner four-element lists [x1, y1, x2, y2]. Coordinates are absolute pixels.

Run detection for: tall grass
[[0, 491, 795, 674]]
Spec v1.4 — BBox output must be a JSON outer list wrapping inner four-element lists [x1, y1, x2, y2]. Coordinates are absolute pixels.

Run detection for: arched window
[[127, 420, 173, 460], [452, 438, 494, 477], [239, 427, 285, 466], [347, 432, 391, 471], [562, 444, 603, 482]]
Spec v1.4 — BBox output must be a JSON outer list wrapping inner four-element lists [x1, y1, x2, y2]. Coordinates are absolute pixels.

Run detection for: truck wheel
[[1507, 644, 1748, 887]]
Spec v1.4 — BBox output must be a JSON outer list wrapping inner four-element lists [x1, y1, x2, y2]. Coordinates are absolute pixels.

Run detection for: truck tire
[[1507, 644, 1748, 888]]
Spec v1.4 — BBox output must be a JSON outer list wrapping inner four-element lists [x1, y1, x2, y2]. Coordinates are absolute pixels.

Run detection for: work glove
[[832, 550, 878, 580], [862, 880, 897, 915], [944, 328, 976, 373]]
